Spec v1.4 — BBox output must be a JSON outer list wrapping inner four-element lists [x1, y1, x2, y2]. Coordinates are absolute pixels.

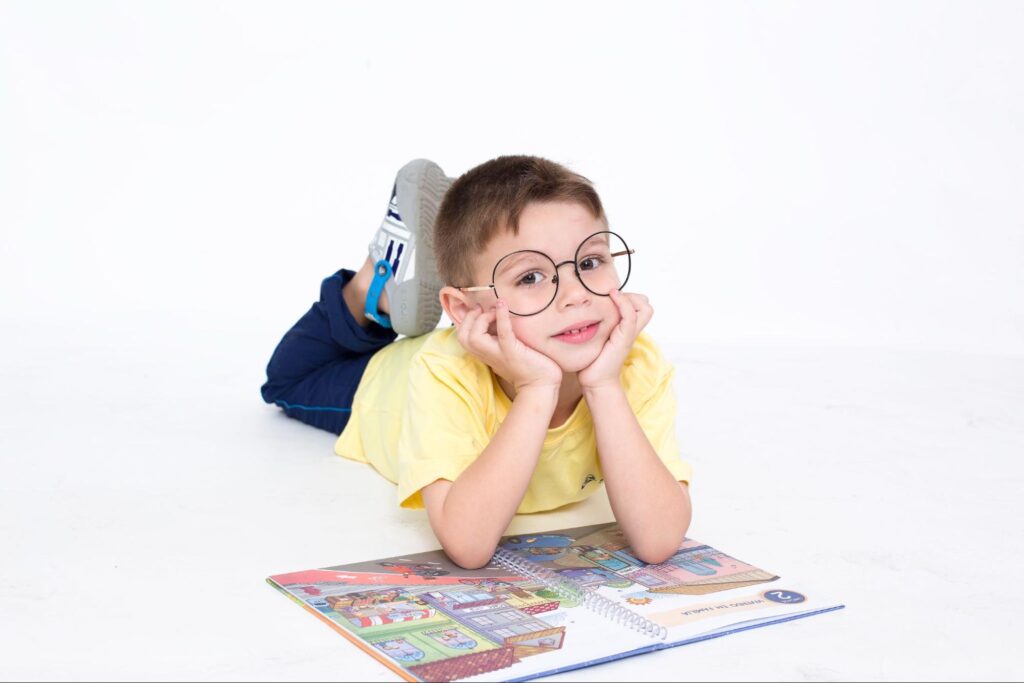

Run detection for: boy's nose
[[552, 264, 591, 309]]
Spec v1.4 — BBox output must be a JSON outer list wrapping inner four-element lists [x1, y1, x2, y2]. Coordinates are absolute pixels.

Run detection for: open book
[[267, 522, 844, 682]]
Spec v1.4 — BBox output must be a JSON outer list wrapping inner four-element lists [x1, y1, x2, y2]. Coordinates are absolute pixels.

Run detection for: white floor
[[2, 311, 1022, 681]]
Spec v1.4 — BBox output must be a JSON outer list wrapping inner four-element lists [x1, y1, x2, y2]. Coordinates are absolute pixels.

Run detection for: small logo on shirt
[[581, 474, 599, 490]]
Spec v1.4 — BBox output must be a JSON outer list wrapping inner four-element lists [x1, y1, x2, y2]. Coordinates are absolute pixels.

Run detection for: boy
[[262, 156, 692, 569]]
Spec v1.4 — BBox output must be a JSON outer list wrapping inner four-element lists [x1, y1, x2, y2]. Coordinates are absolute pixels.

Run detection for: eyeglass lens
[[491, 231, 631, 316]]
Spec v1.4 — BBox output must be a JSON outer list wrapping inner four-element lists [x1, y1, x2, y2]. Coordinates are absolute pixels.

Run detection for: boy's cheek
[[511, 325, 547, 350]]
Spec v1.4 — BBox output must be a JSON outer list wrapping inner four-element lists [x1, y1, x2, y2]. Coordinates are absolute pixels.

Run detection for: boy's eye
[[578, 255, 605, 271], [516, 271, 546, 286]]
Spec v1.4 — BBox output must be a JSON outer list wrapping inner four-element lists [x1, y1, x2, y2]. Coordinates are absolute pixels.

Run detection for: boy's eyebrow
[[578, 234, 611, 251], [494, 250, 547, 272], [494, 233, 614, 273]]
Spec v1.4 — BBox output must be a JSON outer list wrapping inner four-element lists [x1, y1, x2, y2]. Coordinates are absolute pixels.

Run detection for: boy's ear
[[439, 286, 475, 328]]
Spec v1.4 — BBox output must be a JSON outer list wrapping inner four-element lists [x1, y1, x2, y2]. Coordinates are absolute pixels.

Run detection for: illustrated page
[[496, 523, 840, 644], [269, 545, 655, 683]]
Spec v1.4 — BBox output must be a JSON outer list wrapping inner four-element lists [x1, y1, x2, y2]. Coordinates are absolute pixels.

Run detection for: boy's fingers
[[613, 289, 637, 329], [494, 301, 514, 351], [624, 293, 653, 333], [461, 307, 487, 353], [456, 307, 477, 347], [637, 302, 653, 333], [472, 308, 501, 355], [638, 301, 655, 331], [471, 306, 493, 338]]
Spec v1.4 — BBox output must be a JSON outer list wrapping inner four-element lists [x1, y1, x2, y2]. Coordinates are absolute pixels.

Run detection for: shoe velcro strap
[[364, 259, 393, 329]]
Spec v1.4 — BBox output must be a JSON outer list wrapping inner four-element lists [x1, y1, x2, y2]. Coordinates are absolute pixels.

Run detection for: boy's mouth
[[551, 320, 600, 344]]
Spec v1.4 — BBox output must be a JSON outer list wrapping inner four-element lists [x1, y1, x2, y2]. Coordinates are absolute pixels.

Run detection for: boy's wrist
[[512, 384, 559, 412], [582, 381, 626, 404]]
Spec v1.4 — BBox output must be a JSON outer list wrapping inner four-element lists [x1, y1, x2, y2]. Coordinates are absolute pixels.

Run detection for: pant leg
[[261, 269, 398, 434]]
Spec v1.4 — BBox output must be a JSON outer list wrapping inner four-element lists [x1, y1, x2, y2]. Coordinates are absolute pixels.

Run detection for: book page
[[268, 546, 658, 683], [495, 523, 842, 646]]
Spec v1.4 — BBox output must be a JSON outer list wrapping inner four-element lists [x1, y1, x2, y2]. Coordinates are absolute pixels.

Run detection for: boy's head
[[436, 155, 631, 375]]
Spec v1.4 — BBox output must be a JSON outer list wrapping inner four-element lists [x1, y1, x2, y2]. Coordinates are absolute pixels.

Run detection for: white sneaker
[[365, 159, 452, 337]]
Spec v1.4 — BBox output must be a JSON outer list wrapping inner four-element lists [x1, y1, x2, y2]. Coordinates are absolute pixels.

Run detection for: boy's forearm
[[434, 386, 557, 568], [584, 384, 691, 564]]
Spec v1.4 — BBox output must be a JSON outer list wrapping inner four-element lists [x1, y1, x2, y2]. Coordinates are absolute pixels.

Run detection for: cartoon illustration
[[427, 628, 478, 650], [553, 566, 632, 590], [277, 574, 566, 679], [269, 522, 792, 681], [378, 561, 450, 579], [457, 577, 532, 599], [558, 528, 777, 594], [323, 590, 437, 628], [665, 547, 723, 575], [501, 534, 575, 561], [574, 544, 638, 572], [373, 638, 426, 662]]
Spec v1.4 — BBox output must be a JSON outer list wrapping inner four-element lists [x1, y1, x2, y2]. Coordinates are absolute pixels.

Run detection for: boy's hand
[[456, 301, 563, 393], [578, 290, 653, 391]]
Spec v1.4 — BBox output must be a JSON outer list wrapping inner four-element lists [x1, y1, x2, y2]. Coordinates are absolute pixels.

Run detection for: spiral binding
[[492, 548, 668, 640]]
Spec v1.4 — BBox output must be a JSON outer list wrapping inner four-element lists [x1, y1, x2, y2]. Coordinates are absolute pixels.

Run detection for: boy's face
[[457, 200, 622, 374]]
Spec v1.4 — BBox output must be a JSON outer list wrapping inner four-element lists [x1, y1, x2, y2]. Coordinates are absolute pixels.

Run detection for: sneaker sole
[[391, 159, 452, 336]]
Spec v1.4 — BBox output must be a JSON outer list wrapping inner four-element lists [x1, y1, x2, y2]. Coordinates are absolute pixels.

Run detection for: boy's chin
[[552, 348, 603, 375]]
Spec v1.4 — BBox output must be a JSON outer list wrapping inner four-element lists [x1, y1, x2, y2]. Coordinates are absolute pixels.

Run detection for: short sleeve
[[628, 336, 693, 484], [395, 352, 493, 509]]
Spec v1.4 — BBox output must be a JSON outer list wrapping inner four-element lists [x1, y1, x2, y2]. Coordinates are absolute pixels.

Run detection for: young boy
[[261, 156, 693, 569]]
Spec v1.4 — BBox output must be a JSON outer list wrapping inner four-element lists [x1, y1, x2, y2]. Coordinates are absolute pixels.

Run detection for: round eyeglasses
[[456, 231, 634, 316]]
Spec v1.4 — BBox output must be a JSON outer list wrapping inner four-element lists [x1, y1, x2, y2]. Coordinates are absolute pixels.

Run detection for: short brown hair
[[434, 155, 608, 286]]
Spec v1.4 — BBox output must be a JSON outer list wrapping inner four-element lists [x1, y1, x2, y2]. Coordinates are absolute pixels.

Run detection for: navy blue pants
[[261, 269, 397, 434]]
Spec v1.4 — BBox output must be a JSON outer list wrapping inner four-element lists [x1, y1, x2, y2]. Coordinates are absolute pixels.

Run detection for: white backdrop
[[1, 1, 1021, 355], [2, 2, 1023, 682]]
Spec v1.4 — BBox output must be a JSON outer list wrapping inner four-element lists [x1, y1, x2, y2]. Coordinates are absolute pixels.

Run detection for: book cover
[[267, 522, 844, 682]]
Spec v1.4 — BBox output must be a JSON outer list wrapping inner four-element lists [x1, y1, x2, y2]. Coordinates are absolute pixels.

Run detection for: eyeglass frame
[[455, 230, 635, 317]]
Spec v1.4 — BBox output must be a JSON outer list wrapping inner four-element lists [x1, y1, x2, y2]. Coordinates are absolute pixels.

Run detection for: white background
[[1, 2, 1022, 681]]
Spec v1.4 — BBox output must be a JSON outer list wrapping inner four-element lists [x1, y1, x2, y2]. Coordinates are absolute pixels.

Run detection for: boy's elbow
[[442, 541, 496, 570], [424, 484, 501, 570], [632, 541, 682, 566], [631, 512, 691, 565]]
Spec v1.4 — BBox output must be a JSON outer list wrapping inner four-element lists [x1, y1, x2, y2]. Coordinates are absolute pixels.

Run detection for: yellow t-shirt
[[334, 327, 692, 513]]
